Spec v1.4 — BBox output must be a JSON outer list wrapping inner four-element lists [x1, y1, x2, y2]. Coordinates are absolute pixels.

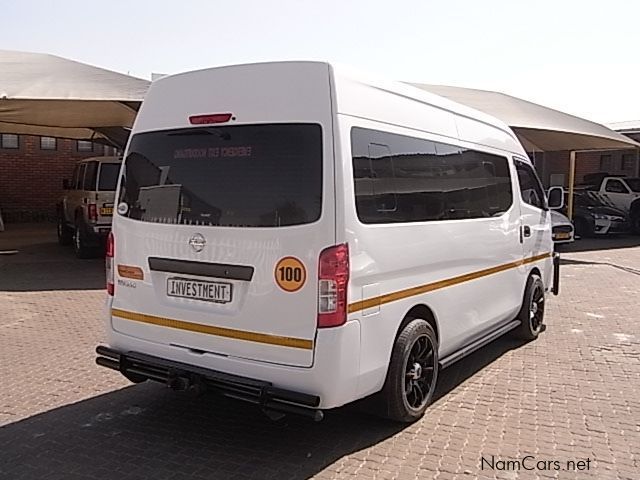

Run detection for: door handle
[[523, 225, 532, 237]]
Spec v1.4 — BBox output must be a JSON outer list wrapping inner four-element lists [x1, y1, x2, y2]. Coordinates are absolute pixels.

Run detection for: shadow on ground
[[0, 223, 105, 291], [0, 333, 524, 480]]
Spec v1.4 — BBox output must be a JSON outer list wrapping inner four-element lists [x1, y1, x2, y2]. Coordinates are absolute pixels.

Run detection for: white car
[[550, 209, 575, 244]]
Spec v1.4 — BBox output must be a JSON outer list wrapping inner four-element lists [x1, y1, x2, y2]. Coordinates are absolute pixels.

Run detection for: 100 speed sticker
[[274, 257, 307, 292]]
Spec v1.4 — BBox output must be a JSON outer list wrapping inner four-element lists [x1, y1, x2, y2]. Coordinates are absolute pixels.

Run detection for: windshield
[[625, 178, 640, 192], [118, 124, 323, 227], [98, 163, 121, 191]]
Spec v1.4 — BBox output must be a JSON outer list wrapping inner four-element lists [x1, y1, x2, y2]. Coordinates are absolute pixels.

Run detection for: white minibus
[[96, 62, 560, 422]]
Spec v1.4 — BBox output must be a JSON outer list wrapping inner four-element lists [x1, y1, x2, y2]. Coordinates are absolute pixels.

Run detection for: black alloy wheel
[[381, 319, 439, 422], [515, 274, 545, 341], [403, 334, 437, 412], [528, 281, 545, 334]]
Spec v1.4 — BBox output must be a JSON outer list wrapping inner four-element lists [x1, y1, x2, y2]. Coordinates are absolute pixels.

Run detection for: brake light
[[106, 232, 114, 296], [88, 203, 97, 222], [189, 113, 233, 125], [317, 244, 349, 328]]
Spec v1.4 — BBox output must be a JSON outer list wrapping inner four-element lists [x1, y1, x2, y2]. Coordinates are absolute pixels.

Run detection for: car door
[[602, 178, 632, 211], [514, 158, 553, 284]]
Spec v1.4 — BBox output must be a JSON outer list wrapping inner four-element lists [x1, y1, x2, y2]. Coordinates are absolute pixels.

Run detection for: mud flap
[[552, 252, 560, 296]]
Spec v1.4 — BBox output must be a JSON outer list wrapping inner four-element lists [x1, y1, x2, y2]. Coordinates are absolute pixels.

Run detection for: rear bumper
[[96, 345, 323, 420]]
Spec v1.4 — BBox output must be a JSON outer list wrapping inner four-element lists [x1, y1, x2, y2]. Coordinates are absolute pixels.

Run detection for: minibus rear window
[[118, 124, 322, 227]]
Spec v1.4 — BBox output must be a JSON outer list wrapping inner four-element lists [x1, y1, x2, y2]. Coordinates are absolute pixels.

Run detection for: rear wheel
[[514, 274, 545, 341], [380, 319, 439, 423], [74, 224, 93, 259], [57, 215, 73, 245]]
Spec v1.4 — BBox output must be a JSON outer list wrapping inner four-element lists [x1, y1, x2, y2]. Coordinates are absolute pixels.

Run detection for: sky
[[2, 0, 639, 124]]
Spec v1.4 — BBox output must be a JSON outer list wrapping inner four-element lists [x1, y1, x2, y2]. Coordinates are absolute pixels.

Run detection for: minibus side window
[[351, 127, 513, 223], [515, 160, 546, 210]]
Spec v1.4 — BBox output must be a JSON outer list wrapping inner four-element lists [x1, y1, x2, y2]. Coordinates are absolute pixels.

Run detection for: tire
[[380, 319, 439, 423], [73, 224, 93, 259], [514, 274, 545, 341], [57, 215, 73, 246]]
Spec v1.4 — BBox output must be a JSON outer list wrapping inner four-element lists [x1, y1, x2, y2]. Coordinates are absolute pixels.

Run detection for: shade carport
[[411, 84, 640, 218], [0, 49, 149, 148], [0, 50, 150, 230]]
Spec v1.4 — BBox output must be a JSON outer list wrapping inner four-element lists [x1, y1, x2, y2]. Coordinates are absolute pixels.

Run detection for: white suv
[[57, 156, 122, 258]]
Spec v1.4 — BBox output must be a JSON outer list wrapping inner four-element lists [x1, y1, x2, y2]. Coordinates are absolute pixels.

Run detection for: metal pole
[[567, 150, 576, 220]]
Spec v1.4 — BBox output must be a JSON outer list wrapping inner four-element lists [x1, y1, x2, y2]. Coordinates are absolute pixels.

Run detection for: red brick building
[[0, 133, 117, 222]]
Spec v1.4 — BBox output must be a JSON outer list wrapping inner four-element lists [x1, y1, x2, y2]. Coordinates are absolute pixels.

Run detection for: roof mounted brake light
[[189, 113, 233, 125]]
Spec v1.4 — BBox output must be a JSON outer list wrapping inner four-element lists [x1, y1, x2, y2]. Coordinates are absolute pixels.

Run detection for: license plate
[[100, 207, 113, 216], [555, 232, 571, 239], [167, 277, 232, 304]]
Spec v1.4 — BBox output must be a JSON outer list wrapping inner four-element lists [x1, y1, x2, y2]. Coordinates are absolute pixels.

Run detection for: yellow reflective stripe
[[111, 308, 313, 350], [348, 252, 552, 314]]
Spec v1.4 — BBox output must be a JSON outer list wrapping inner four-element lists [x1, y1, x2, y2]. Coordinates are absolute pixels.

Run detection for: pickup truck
[[580, 173, 640, 233]]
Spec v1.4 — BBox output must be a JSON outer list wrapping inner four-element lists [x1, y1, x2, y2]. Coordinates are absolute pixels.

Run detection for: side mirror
[[547, 186, 564, 209], [62, 179, 70, 190]]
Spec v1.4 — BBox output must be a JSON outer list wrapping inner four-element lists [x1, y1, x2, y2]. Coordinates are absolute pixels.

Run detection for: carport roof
[[0, 50, 150, 146], [411, 84, 640, 152], [608, 120, 640, 134]]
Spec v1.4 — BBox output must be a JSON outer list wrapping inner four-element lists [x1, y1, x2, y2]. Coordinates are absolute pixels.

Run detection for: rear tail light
[[88, 203, 97, 223], [106, 232, 114, 296], [317, 243, 349, 328]]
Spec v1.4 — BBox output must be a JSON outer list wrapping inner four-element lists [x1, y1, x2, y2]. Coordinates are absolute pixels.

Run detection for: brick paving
[[0, 224, 639, 479]]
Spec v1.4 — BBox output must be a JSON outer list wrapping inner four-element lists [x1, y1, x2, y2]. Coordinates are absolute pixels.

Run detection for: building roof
[[411, 84, 640, 151]]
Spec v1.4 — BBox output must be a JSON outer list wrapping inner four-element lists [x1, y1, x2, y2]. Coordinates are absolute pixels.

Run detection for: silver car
[[57, 156, 122, 258]]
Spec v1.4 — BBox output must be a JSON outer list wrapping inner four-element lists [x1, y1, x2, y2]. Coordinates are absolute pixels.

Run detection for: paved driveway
[[1, 224, 639, 479]]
